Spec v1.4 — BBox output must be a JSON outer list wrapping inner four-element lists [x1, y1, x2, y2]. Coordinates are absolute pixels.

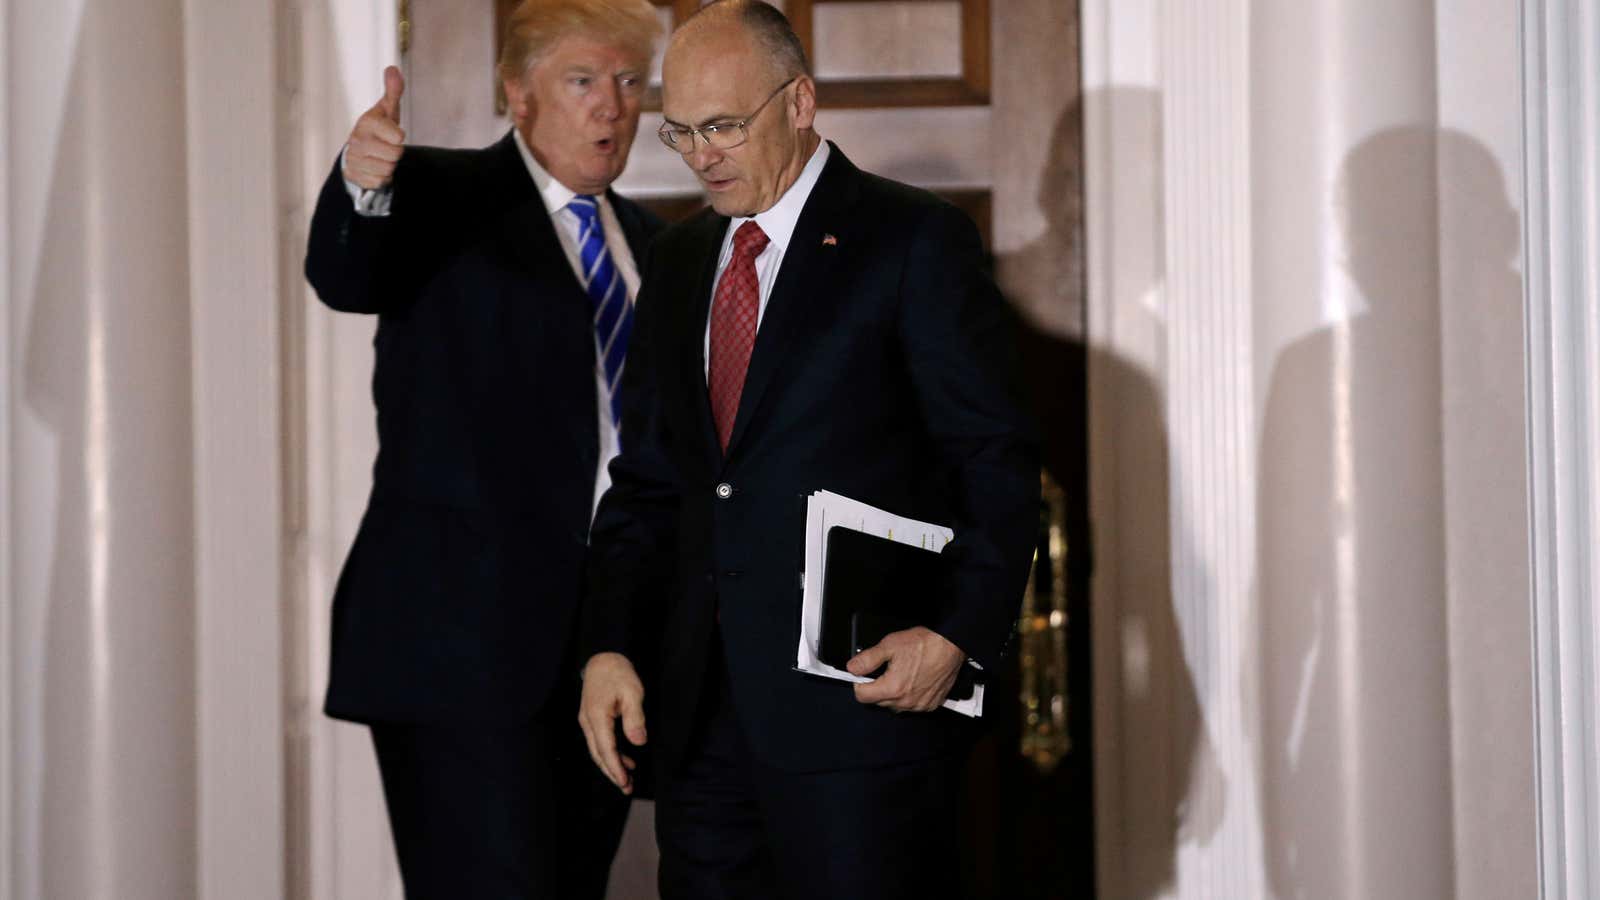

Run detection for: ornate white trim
[[1157, 0, 1266, 895], [1522, 1, 1600, 897], [1083, 0, 1267, 894]]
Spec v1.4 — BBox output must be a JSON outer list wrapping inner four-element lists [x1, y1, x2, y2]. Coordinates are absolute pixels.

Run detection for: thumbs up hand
[[343, 66, 406, 190]]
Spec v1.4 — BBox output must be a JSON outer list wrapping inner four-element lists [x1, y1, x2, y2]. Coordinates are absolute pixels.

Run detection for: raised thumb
[[379, 65, 404, 122]]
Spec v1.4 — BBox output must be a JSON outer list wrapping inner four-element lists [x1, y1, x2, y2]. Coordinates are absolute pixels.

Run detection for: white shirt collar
[[513, 127, 585, 216], [729, 139, 830, 253]]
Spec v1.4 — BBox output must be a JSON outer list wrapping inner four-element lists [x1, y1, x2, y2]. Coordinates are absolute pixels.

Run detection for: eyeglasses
[[657, 78, 797, 154]]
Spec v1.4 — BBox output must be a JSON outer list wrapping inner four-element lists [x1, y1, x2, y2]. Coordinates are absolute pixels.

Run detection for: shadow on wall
[[1070, 86, 1229, 900], [1255, 127, 1518, 899], [23, 82, 98, 900], [944, 85, 1223, 899], [999, 97, 1086, 342]]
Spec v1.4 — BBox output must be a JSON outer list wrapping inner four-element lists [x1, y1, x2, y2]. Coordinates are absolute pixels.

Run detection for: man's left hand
[[847, 626, 966, 712]]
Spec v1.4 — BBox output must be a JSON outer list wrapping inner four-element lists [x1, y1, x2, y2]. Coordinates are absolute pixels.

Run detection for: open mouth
[[594, 137, 616, 153]]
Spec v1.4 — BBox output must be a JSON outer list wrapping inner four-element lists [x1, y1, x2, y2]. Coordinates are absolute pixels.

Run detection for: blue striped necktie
[[567, 195, 631, 428]]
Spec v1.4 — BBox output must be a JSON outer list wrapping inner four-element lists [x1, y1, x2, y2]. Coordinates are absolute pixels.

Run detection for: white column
[[1086, 0, 1530, 897], [1523, 1, 1600, 898], [181, 0, 287, 896], [1252, 3, 1455, 899], [7, 0, 199, 897], [1081, 0, 1267, 890], [1435, 1, 1536, 897], [1085, 0, 1267, 895], [1158, 0, 1265, 896]]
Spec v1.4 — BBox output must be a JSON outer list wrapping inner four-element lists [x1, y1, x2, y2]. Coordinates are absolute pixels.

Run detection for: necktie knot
[[567, 194, 601, 228], [732, 220, 770, 260]]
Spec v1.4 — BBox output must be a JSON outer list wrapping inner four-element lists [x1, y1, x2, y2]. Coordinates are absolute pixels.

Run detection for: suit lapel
[[488, 132, 600, 468], [488, 132, 578, 293], [676, 211, 729, 470], [722, 146, 861, 461], [607, 189, 653, 267]]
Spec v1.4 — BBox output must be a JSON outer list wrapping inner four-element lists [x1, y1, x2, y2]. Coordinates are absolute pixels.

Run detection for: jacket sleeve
[[898, 201, 1041, 673], [303, 149, 470, 315], [581, 236, 683, 664]]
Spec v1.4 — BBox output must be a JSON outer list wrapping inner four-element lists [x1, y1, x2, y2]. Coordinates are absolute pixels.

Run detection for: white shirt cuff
[[340, 144, 394, 217]]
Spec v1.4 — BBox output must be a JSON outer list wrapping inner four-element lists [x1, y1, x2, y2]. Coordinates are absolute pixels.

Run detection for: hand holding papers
[[817, 528, 979, 703], [796, 490, 986, 717]]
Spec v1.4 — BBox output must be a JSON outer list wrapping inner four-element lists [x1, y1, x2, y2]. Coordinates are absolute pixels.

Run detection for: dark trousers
[[654, 652, 966, 900], [371, 707, 629, 899]]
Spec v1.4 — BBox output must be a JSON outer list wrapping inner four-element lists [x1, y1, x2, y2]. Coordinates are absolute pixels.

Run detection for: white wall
[[3, 1, 289, 897], [1434, 1, 1534, 893], [6, 2, 200, 896], [182, 0, 288, 896], [1084, 0, 1534, 897]]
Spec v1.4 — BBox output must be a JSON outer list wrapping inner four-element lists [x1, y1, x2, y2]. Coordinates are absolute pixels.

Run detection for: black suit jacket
[[584, 145, 1038, 774], [305, 131, 664, 726]]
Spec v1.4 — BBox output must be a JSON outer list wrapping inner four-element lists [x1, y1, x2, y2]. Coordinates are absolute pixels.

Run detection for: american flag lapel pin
[[822, 233, 838, 246]]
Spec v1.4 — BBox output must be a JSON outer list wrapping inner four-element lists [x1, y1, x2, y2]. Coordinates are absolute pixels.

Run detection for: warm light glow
[[84, 96, 116, 894], [1333, 309, 1362, 892]]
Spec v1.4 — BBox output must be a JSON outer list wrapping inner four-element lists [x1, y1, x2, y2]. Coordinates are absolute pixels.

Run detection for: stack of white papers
[[795, 490, 985, 717]]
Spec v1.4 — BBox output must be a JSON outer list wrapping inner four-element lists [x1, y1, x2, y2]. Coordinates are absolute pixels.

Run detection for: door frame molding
[[1521, 1, 1600, 897]]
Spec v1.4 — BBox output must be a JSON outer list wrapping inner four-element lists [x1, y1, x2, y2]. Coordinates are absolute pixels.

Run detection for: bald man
[[576, 2, 1038, 897]]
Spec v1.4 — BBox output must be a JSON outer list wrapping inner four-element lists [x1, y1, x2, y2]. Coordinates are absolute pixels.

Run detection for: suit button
[[715, 482, 733, 500]]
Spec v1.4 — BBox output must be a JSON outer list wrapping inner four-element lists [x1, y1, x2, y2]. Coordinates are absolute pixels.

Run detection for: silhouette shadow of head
[[1256, 125, 1516, 899]]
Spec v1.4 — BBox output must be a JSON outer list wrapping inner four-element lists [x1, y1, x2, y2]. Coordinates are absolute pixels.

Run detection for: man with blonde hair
[[305, 1, 663, 895]]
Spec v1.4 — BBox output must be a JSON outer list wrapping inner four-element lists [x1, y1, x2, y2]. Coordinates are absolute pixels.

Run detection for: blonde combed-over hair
[[497, 0, 662, 84]]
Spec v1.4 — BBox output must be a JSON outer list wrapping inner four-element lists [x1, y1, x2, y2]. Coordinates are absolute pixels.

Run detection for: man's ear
[[790, 75, 818, 130], [503, 76, 532, 123]]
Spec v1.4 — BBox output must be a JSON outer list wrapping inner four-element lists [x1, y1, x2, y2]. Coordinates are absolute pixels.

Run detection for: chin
[[578, 154, 623, 180], [708, 195, 753, 218], [580, 169, 621, 193]]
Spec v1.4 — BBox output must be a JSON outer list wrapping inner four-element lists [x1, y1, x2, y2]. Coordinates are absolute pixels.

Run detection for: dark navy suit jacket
[[305, 130, 663, 726], [583, 145, 1039, 774]]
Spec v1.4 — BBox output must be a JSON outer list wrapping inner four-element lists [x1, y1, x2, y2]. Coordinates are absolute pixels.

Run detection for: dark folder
[[817, 526, 980, 702]]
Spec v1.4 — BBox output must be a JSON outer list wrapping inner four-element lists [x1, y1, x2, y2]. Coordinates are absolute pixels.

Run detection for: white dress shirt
[[703, 140, 831, 376], [342, 133, 642, 523]]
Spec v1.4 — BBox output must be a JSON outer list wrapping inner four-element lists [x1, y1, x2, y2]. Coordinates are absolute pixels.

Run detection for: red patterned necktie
[[708, 221, 770, 452]]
